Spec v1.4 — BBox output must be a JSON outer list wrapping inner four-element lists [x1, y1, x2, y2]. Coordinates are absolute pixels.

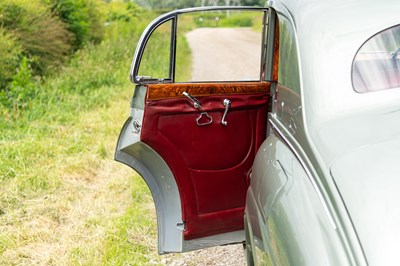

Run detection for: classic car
[[115, 0, 400, 264]]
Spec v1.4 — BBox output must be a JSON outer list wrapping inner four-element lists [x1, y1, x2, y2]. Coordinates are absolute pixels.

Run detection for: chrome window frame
[[130, 6, 268, 85]]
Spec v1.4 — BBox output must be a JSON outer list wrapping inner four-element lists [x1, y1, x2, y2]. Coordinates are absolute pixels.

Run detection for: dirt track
[[164, 27, 261, 266], [186, 27, 262, 82]]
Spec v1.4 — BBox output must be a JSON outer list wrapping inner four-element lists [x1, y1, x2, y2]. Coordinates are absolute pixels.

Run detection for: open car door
[[115, 6, 274, 254]]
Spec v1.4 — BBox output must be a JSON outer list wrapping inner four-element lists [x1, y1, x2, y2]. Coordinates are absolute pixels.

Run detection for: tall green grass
[[102, 176, 157, 265], [192, 11, 261, 28], [0, 6, 192, 264], [0, 10, 145, 200]]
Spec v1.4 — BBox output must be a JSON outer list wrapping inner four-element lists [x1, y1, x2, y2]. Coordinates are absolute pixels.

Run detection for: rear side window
[[278, 16, 300, 94], [352, 25, 400, 93]]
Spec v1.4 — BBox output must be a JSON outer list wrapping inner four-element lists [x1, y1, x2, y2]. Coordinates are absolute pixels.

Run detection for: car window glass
[[175, 10, 264, 82], [278, 16, 300, 94], [138, 20, 172, 81], [352, 24, 400, 92]]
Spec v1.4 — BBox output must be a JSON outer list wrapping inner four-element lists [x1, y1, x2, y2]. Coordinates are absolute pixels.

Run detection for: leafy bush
[[0, 28, 22, 89], [46, 0, 105, 49], [106, 1, 142, 22], [0, 57, 37, 113], [0, 0, 72, 75], [0, 1, 146, 117]]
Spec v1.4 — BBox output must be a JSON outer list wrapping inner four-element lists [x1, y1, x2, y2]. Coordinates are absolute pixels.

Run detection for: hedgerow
[[0, 28, 22, 90], [45, 0, 105, 49], [0, 0, 72, 76]]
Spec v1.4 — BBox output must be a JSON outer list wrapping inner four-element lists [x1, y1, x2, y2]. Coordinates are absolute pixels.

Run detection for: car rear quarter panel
[[247, 133, 349, 265], [331, 136, 400, 265]]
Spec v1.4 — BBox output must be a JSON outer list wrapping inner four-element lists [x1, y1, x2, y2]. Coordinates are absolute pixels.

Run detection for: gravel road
[[163, 27, 261, 266]]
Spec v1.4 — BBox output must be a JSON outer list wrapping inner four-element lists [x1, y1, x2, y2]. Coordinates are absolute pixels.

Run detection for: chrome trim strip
[[269, 115, 337, 229], [264, 8, 276, 81]]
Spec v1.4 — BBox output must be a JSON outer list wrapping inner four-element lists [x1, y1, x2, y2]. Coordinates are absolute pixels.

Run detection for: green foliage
[[0, 28, 22, 89], [46, 0, 106, 49], [220, 14, 253, 27], [106, 0, 142, 22], [175, 34, 193, 82], [102, 177, 158, 265], [0, 0, 144, 111], [135, 0, 200, 9], [134, 0, 264, 10], [0, 3, 192, 264], [193, 11, 254, 28], [138, 22, 172, 79], [104, 1, 149, 49], [0, 57, 37, 113], [45, 12, 146, 96], [0, 0, 73, 75], [241, 0, 265, 6], [0, 13, 146, 200], [137, 15, 192, 82]]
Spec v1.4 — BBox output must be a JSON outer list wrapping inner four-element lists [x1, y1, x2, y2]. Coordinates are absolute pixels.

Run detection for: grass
[[190, 10, 263, 28], [0, 90, 148, 265], [0, 6, 259, 264], [102, 181, 157, 265], [0, 83, 162, 264], [0, 13, 189, 264]]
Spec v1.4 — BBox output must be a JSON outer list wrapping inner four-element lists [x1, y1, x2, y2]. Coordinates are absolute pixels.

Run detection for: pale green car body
[[116, 0, 400, 265]]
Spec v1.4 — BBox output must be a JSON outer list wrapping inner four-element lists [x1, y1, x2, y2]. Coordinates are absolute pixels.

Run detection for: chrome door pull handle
[[196, 112, 213, 126], [183, 92, 202, 109], [221, 99, 231, 126]]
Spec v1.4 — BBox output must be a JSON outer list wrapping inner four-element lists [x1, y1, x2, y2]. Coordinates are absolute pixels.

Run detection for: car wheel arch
[[115, 118, 184, 254]]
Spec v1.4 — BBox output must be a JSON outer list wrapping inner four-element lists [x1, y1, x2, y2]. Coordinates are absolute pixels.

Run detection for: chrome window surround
[[130, 6, 268, 85]]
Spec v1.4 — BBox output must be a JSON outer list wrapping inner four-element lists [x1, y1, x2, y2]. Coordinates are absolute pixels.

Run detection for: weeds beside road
[[0, 8, 164, 264], [1, 91, 160, 264]]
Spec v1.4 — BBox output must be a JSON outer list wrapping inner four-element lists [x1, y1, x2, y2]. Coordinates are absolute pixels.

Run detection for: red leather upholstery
[[141, 82, 270, 239]]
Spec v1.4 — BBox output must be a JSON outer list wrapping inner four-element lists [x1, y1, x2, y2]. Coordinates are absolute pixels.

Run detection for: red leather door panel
[[141, 82, 270, 239]]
